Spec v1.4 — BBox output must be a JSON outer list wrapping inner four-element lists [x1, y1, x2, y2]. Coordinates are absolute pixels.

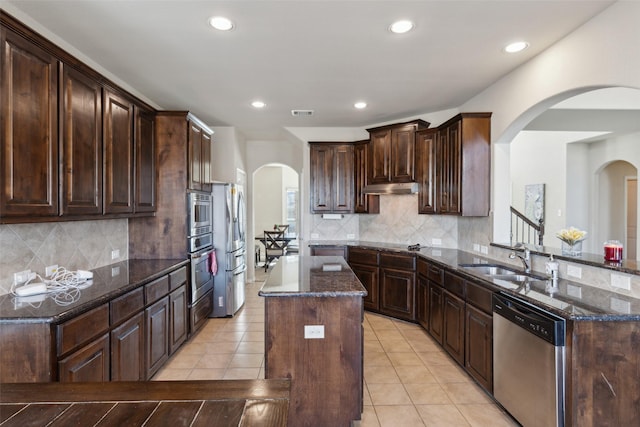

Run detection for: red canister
[[604, 240, 623, 262]]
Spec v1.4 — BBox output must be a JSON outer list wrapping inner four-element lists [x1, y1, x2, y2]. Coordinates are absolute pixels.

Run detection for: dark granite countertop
[[308, 240, 640, 321], [0, 259, 188, 323], [259, 255, 367, 297]]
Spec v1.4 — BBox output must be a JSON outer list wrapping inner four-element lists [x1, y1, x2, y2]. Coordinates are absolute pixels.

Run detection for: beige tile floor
[[153, 270, 519, 427]]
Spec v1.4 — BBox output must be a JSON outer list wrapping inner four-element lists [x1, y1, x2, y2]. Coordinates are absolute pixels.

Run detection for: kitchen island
[[259, 255, 367, 427]]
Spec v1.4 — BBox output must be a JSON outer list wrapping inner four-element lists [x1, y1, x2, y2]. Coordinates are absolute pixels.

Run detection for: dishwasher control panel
[[493, 292, 566, 345]]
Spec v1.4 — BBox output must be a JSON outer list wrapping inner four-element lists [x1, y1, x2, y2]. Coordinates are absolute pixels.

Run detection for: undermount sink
[[460, 265, 519, 276], [459, 264, 547, 288]]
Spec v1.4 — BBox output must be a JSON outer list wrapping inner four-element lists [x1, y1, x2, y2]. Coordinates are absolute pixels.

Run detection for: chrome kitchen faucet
[[509, 247, 531, 273]]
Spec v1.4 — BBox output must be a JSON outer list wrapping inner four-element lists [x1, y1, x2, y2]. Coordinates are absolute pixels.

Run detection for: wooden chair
[[264, 230, 286, 272]]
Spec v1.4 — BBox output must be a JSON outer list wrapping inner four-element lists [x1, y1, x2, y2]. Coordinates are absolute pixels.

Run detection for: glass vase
[[561, 240, 583, 257]]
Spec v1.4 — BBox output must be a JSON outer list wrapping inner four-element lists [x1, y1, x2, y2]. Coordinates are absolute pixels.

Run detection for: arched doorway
[[252, 164, 299, 270], [496, 86, 640, 258]]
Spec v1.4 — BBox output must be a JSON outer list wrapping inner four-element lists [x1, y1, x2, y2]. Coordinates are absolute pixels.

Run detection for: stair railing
[[510, 206, 545, 246]]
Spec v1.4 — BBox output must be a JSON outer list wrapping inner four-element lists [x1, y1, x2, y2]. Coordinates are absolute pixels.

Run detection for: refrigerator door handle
[[233, 264, 247, 276]]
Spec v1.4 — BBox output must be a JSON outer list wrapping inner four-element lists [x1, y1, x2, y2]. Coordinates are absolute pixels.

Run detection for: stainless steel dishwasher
[[493, 292, 566, 427]]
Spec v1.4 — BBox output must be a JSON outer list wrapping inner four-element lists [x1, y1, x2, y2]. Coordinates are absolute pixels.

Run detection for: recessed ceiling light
[[354, 101, 367, 109], [251, 100, 266, 108], [209, 16, 234, 31], [504, 41, 529, 53], [389, 20, 414, 34]]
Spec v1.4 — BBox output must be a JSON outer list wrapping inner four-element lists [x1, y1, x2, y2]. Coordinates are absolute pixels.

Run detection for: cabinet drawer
[[444, 272, 465, 299], [466, 281, 493, 314], [348, 248, 378, 266], [57, 304, 109, 357], [169, 266, 187, 291], [145, 275, 169, 304], [427, 264, 443, 284], [311, 246, 346, 257], [110, 287, 144, 326], [380, 252, 415, 271]]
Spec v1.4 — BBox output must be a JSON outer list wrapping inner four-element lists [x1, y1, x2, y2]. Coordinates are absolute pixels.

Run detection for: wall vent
[[291, 109, 314, 117]]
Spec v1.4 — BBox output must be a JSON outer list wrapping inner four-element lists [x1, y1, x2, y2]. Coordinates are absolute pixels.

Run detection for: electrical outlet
[[347, 234, 355, 240], [610, 297, 631, 314], [304, 325, 325, 339], [480, 245, 489, 254], [611, 274, 631, 290], [111, 266, 120, 277], [566, 284, 582, 299], [45, 264, 58, 277], [567, 265, 582, 279], [432, 238, 442, 246], [13, 270, 31, 285], [111, 249, 120, 260], [311, 233, 319, 239]]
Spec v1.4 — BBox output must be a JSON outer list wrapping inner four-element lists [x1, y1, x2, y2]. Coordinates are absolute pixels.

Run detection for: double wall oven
[[187, 192, 214, 305]]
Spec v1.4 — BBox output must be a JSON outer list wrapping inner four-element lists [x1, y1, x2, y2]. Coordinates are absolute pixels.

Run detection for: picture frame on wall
[[525, 183, 545, 223]]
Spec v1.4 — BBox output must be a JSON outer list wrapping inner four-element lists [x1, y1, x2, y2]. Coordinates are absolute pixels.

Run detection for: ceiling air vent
[[291, 109, 314, 117]]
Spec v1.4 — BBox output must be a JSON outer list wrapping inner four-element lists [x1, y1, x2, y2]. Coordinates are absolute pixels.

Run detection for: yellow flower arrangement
[[556, 227, 587, 246]]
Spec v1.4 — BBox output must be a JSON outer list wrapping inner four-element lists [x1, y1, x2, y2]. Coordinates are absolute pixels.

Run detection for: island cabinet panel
[[60, 64, 103, 216], [1, 28, 59, 218], [110, 312, 144, 381], [103, 89, 134, 214], [265, 296, 363, 427]]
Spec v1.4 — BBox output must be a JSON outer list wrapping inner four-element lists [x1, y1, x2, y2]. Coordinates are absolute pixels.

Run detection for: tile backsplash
[[0, 219, 128, 295]]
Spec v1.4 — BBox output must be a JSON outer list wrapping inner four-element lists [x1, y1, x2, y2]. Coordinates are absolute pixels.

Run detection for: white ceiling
[[5, 0, 632, 141]]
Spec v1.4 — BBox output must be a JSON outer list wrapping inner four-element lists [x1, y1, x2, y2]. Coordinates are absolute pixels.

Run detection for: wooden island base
[[0, 379, 290, 427]]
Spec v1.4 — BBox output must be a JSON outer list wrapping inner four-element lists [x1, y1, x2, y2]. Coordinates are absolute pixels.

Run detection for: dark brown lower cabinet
[[310, 246, 347, 257], [379, 267, 416, 322], [58, 334, 110, 382], [351, 263, 379, 311], [145, 296, 169, 379], [443, 291, 465, 365], [169, 285, 188, 355], [465, 304, 493, 392], [428, 283, 444, 344], [110, 312, 144, 381], [416, 275, 429, 329]]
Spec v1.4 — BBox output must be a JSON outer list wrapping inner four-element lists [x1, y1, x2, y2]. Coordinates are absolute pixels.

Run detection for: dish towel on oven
[[209, 250, 218, 275]]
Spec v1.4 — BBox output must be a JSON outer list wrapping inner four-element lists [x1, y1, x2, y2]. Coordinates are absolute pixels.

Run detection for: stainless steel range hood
[[362, 182, 419, 195]]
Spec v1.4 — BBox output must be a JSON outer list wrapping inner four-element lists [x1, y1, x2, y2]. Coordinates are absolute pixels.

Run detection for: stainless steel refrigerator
[[210, 183, 246, 317]]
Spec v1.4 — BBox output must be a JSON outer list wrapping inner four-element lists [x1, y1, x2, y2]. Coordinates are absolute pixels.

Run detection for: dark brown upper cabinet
[[134, 106, 156, 213], [353, 140, 379, 214], [437, 113, 491, 216], [1, 13, 157, 223], [103, 89, 135, 214], [416, 129, 438, 214], [61, 65, 103, 216], [367, 120, 429, 185], [1, 27, 59, 218], [188, 118, 213, 193], [309, 143, 354, 213]]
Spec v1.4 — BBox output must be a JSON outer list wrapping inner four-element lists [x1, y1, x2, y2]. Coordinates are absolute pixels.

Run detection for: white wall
[[457, 1, 640, 247]]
